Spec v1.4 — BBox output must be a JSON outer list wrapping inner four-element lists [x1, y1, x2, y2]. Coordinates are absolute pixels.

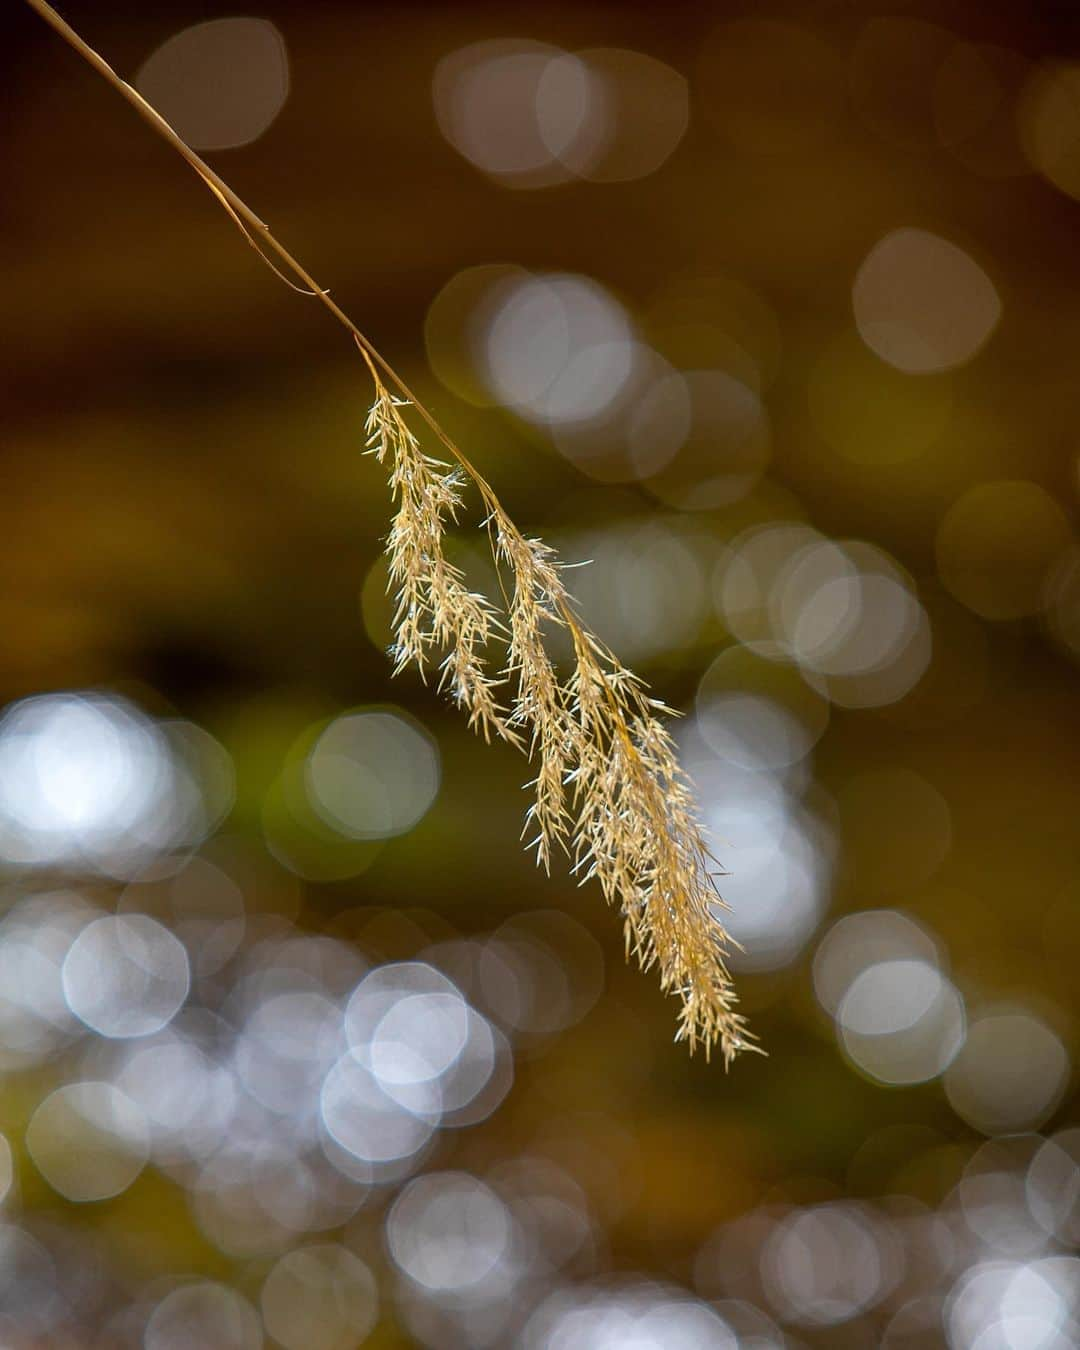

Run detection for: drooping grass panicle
[[27, 0, 758, 1064], [365, 357, 755, 1063], [365, 382, 519, 748], [493, 520, 582, 871]]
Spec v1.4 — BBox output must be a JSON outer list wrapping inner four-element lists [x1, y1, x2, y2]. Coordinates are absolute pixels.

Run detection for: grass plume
[[362, 353, 753, 1062], [26, 0, 757, 1063]]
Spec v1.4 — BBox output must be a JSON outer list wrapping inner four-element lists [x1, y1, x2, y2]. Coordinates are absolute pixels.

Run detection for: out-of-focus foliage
[[3, 1, 1080, 1345]]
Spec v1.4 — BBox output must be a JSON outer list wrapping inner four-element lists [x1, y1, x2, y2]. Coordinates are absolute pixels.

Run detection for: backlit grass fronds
[[28, 0, 757, 1063], [365, 361, 754, 1064], [365, 385, 518, 748]]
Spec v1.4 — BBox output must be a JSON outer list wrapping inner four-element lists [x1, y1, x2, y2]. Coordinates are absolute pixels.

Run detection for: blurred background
[[3, 1, 1080, 1345]]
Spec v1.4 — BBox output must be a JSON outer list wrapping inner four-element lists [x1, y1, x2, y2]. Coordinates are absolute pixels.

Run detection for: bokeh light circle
[[62, 914, 190, 1038], [136, 19, 289, 152], [387, 1171, 513, 1292], [0, 693, 180, 872], [261, 1244, 379, 1350], [838, 959, 966, 1085], [433, 40, 589, 186], [761, 1203, 901, 1325], [936, 480, 1071, 620], [433, 41, 688, 187], [145, 1281, 262, 1350], [305, 710, 440, 841], [26, 1081, 149, 1202], [853, 228, 1001, 373], [1020, 62, 1080, 200], [945, 1012, 1070, 1135], [480, 273, 635, 424]]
